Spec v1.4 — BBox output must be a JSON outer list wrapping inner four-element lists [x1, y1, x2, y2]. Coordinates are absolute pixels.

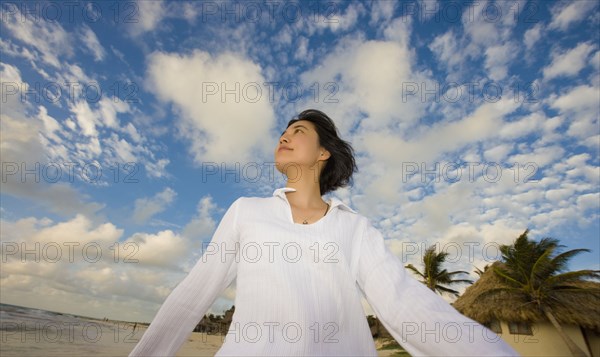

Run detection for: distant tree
[[406, 244, 473, 297]]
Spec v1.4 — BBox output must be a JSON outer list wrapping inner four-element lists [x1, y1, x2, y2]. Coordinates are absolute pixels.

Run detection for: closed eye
[[281, 128, 303, 139]]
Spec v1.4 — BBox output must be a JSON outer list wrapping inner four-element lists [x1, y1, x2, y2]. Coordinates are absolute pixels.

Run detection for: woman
[[129, 109, 519, 356]]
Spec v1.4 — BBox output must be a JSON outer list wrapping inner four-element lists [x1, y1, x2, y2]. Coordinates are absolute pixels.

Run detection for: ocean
[[0, 303, 143, 356]]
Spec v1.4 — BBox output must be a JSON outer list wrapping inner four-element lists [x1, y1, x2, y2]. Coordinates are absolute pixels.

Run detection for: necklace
[[301, 202, 330, 224]]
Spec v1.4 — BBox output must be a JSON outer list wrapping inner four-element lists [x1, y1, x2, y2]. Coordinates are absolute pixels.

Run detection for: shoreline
[[1, 303, 407, 356]]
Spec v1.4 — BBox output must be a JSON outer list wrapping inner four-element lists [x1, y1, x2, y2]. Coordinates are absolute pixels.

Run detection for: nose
[[279, 135, 289, 144]]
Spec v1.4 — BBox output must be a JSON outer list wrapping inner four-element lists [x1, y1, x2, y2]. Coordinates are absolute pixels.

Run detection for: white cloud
[[427, 1, 523, 82], [0, 64, 105, 217], [35, 214, 122, 246], [146, 50, 276, 165], [327, 2, 364, 32], [37, 106, 62, 143], [79, 25, 106, 61], [2, 60, 168, 181], [368, 0, 397, 26], [63, 95, 167, 178], [498, 111, 546, 139], [524, 23, 543, 50], [0, 215, 123, 268], [275, 25, 293, 46], [123, 230, 189, 268], [429, 29, 463, 70], [563, 155, 599, 185], [548, 1, 598, 31], [304, 2, 365, 35], [133, 187, 177, 224], [124, 122, 142, 143], [483, 143, 514, 163], [359, 98, 520, 168], [70, 100, 99, 137], [294, 37, 311, 63], [591, 50, 600, 73], [0, 38, 46, 78], [106, 133, 137, 163], [98, 97, 130, 129], [144, 158, 170, 179], [531, 206, 579, 231], [179, 1, 200, 23], [182, 196, 219, 241], [0, 192, 238, 321], [300, 30, 430, 132], [383, 14, 412, 46], [577, 193, 600, 212], [1, 7, 73, 68], [484, 41, 518, 80], [462, 1, 516, 45], [550, 84, 600, 143], [552, 84, 599, 112], [416, 0, 440, 22], [344, 97, 520, 221], [543, 42, 596, 80], [129, 0, 166, 37], [545, 188, 573, 203], [129, 1, 215, 37], [508, 145, 564, 169]]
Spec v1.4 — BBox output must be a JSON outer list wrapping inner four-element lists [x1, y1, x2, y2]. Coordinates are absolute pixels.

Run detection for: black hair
[[284, 109, 358, 196]]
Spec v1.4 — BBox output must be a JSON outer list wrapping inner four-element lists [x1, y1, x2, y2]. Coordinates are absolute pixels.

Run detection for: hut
[[454, 262, 600, 357], [194, 306, 236, 335]]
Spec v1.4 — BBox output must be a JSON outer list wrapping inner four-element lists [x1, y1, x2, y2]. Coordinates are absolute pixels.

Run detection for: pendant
[[302, 220, 308, 224]]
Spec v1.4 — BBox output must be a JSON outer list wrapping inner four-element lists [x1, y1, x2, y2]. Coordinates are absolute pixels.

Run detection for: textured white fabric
[[129, 187, 519, 356]]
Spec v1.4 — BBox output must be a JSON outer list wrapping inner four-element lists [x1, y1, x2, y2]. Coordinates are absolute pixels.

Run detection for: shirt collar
[[272, 187, 357, 214]]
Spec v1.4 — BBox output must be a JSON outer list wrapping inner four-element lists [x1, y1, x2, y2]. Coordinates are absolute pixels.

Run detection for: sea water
[[0, 303, 142, 356]]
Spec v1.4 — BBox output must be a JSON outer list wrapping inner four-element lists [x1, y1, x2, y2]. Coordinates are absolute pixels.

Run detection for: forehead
[[281, 120, 315, 135]]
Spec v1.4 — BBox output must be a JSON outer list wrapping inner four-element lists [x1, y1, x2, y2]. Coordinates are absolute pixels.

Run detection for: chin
[[274, 161, 289, 172], [275, 160, 304, 176]]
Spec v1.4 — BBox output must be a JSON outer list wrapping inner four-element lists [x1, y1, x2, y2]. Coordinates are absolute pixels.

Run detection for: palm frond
[[546, 270, 600, 286], [493, 266, 525, 287], [435, 284, 460, 296], [550, 249, 591, 272], [405, 264, 426, 279]]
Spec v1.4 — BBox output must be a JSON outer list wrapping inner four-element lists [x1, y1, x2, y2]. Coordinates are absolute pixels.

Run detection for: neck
[[284, 179, 325, 209]]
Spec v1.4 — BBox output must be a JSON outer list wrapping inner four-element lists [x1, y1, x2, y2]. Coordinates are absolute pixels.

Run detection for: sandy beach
[[0, 303, 406, 357], [146, 325, 406, 356], [1, 320, 406, 356], [164, 327, 406, 356], [0, 319, 220, 357]]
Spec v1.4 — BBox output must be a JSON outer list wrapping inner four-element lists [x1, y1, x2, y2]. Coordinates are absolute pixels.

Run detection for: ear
[[319, 150, 331, 161]]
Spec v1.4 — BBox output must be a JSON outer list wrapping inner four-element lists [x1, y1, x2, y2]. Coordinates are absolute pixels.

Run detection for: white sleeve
[[129, 198, 242, 357], [356, 219, 520, 357]]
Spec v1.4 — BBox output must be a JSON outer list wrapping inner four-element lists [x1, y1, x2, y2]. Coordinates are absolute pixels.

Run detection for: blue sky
[[1, 0, 599, 322]]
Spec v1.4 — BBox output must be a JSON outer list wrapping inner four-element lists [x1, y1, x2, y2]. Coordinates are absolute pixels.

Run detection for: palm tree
[[483, 229, 600, 357], [405, 244, 474, 297], [473, 264, 490, 277]]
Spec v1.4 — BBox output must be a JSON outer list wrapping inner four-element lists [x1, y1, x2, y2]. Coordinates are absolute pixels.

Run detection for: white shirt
[[129, 187, 519, 356]]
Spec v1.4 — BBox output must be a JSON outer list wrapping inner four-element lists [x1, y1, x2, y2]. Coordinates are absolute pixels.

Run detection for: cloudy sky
[[1, 0, 598, 323]]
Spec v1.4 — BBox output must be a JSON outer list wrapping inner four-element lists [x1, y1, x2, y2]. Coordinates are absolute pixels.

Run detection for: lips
[[278, 147, 293, 152]]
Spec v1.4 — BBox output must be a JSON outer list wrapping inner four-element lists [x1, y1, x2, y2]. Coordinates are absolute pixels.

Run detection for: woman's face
[[274, 120, 330, 175]]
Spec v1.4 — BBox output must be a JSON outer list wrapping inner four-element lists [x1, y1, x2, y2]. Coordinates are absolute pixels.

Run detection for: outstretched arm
[[356, 219, 520, 357], [129, 198, 242, 356]]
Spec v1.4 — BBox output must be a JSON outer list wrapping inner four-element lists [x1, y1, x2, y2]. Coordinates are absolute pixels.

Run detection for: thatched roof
[[453, 261, 600, 330]]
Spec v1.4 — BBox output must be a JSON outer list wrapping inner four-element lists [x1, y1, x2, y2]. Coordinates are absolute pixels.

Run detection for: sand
[[176, 329, 406, 356], [154, 326, 404, 356], [178, 332, 404, 356], [1, 321, 404, 356]]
